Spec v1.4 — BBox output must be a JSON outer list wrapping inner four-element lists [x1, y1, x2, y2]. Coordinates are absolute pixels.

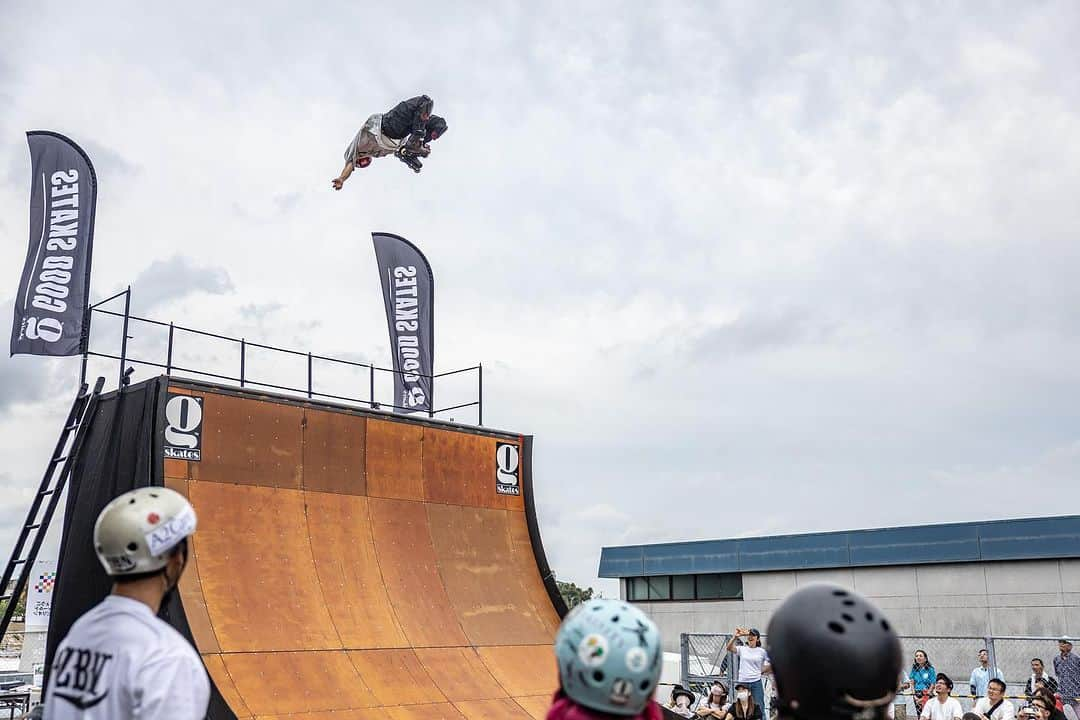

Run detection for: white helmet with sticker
[[93, 487, 197, 576]]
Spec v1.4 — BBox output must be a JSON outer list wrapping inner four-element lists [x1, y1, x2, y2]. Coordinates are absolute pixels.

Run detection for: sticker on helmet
[[625, 646, 648, 673], [144, 505, 197, 556], [578, 634, 609, 668], [609, 678, 633, 705], [147, 512, 160, 525], [105, 555, 137, 572]]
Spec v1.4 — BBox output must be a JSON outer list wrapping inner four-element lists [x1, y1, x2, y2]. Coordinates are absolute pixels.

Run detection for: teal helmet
[[555, 599, 662, 716]]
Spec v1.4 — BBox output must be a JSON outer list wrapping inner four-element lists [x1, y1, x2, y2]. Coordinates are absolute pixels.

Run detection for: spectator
[[726, 628, 771, 711], [1027, 659, 1060, 698], [1031, 696, 1068, 720], [669, 686, 697, 718], [725, 684, 762, 720], [1054, 637, 1080, 718], [922, 674, 964, 720], [906, 650, 939, 713], [971, 649, 1005, 699], [973, 679, 1015, 720], [1035, 689, 1064, 715], [696, 682, 730, 718]]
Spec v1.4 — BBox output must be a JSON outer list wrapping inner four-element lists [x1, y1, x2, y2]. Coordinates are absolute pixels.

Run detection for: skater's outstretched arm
[[332, 160, 354, 190], [333, 156, 373, 189]]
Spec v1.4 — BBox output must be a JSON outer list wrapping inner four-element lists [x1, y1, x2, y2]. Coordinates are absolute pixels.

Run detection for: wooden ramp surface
[[163, 382, 562, 720]]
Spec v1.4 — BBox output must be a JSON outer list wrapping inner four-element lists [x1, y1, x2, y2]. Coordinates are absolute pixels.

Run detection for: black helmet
[[767, 584, 901, 720], [425, 115, 448, 142]]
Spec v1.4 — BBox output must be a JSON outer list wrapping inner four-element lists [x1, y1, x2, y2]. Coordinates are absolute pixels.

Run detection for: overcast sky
[[2, 2, 1080, 597]]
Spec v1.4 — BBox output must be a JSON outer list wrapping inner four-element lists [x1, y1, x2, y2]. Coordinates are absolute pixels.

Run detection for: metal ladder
[[0, 377, 105, 640]]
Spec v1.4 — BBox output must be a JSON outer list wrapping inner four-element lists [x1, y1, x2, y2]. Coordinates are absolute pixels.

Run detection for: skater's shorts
[[345, 114, 402, 164]]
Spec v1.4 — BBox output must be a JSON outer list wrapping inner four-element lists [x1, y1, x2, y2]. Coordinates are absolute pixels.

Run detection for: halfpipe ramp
[[46, 377, 567, 720]]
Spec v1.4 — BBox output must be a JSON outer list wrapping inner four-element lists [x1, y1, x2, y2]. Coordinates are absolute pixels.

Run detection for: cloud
[[127, 255, 234, 314], [79, 138, 140, 179], [689, 306, 838, 358], [0, 298, 77, 415], [273, 192, 302, 213], [239, 302, 284, 321]]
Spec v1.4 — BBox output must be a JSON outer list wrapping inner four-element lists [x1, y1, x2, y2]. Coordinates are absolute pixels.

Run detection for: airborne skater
[[43, 488, 209, 720], [332, 94, 448, 188]]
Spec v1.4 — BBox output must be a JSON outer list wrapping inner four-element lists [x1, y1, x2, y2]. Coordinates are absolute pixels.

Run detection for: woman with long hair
[[725, 684, 762, 720], [697, 681, 729, 719], [903, 649, 936, 714]]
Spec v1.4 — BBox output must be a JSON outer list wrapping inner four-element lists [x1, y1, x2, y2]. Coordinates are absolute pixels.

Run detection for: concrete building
[[599, 515, 1080, 652]]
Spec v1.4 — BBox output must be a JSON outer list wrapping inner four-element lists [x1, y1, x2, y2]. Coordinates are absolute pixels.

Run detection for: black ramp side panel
[[45, 377, 164, 677], [522, 435, 570, 619], [42, 375, 236, 720]]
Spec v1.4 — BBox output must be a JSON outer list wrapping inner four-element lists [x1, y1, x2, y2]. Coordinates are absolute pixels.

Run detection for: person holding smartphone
[[727, 628, 771, 711]]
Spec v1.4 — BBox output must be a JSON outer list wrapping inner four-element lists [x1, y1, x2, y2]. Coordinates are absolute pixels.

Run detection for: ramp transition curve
[[46, 377, 567, 720]]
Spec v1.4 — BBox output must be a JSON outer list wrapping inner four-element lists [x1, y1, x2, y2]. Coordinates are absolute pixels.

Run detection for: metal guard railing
[[80, 287, 483, 423]]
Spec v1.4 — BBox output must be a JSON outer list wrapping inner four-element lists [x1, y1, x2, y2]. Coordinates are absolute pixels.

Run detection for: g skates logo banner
[[495, 442, 520, 496], [164, 393, 203, 461], [373, 232, 434, 415], [10, 131, 98, 357]]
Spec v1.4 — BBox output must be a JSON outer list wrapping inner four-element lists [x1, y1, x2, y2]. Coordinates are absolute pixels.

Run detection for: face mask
[[737, 691, 749, 701]]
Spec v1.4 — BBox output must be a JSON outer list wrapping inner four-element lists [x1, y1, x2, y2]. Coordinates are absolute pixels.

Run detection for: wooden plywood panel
[[203, 653, 254, 719], [195, 392, 303, 489], [306, 492, 408, 649], [366, 419, 424, 500], [414, 647, 507, 702], [422, 428, 500, 509], [368, 497, 468, 647], [164, 458, 190, 480], [387, 703, 467, 720], [427, 504, 550, 646], [164, 475, 220, 654], [511, 695, 553, 720], [190, 483, 338, 652], [476, 645, 558, 697], [303, 409, 366, 495], [254, 711, 386, 720], [507, 510, 563, 636], [347, 649, 445, 706], [223, 651, 377, 716], [454, 698, 536, 720]]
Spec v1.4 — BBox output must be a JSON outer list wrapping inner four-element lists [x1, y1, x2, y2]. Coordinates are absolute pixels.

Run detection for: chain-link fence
[[682, 633, 1074, 715]]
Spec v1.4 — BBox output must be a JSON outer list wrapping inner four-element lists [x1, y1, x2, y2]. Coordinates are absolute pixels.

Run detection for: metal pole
[[428, 369, 434, 418], [79, 311, 91, 387], [166, 323, 175, 374], [478, 363, 483, 426], [307, 353, 313, 399], [240, 339, 246, 387], [118, 286, 132, 388], [680, 633, 690, 690], [369, 365, 375, 409]]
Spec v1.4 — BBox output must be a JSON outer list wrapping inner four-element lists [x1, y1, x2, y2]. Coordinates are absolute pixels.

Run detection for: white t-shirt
[[921, 696, 964, 720], [974, 697, 1016, 720], [43, 595, 209, 720], [736, 645, 770, 682]]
